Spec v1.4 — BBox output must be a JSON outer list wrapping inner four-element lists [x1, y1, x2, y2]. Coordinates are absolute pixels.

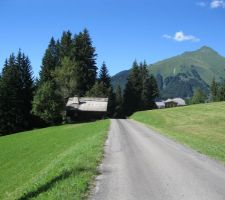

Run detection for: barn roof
[[173, 98, 186, 106], [165, 98, 186, 106], [155, 101, 165, 108], [66, 97, 108, 112]]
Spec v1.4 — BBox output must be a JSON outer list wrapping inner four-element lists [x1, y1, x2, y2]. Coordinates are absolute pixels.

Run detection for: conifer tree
[[149, 75, 159, 99], [114, 85, 123, 118], [39, 37, 60, 84], [211, 78, 219, 102], [123, 61, 142, 116], [60, 31, 73, 58], [107, 87, 116, 117], [99, 62, 111, 89], [73, 28, 97, 95], [87, 62, 112, 98], [16, 50, 34, 128], [0, 54, 24, 134], [123, 61, 159, 116], [218, 80, 225, 101]]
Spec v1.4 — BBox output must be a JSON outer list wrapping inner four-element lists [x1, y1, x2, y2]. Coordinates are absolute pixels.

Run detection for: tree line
[[210, 78, 225, 102], [0, 29, 159, 136], [187, 78, 225, 105]]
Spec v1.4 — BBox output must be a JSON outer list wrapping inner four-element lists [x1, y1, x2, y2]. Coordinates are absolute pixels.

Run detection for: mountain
[[111, 46, 225, 98]]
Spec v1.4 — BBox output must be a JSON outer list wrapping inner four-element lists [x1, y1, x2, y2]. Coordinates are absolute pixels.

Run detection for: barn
[[66, 97, 108, 121], [165, 98, 186, 108], [156, 98, 186, 109], [165, 99, 178, 108]]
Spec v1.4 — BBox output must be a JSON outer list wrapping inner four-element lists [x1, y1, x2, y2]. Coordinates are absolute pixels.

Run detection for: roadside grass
[[0, 120, 109, 200], [131, 102, 225, 164]]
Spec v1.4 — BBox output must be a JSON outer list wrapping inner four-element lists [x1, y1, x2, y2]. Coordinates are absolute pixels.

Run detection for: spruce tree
[[211, 78, 219, 102], [0, 51, 34, 135], [149, 75, 159, 99], [140, 63, 151, 110], [0, 55, 24, 134], [39, 37, 60, 84], [16, 51, 34, 129], [99, 62, 111, 89], [123, 61, 142, 116], [218, 80, 225, 101], [60, 31, 73, 58], [114, 85, 123, 118], [107, 87, 116, 117], [141, 76, 152, 110], [123, 61, 159, 116], [87, 62, 112, 98], [73, 28, 97, 95]]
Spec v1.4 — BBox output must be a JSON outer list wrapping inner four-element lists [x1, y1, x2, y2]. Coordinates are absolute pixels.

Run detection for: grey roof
[[155, 102, 165, 108], [173, 98, 186, 106], [165, 99, 173, 103], [66, 97, 108, 112], [165, 98, 186, 106]]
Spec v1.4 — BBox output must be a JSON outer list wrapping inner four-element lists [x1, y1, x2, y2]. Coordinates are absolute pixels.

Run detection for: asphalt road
[[90, 119, 225, 200]]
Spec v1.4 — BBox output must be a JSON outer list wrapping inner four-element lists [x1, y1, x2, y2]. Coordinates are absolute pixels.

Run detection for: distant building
[[156, 98, 186, 109], [66, 97, 108, 121], [165, 99, 178, 108], [165, 98, 186, 108], [155, 101, 165, 109], [172, 98, 186, 106]]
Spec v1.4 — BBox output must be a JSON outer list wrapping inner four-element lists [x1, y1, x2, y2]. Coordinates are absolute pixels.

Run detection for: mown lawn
[[0, 120, 109, 200], [131, 102, 225, 164]]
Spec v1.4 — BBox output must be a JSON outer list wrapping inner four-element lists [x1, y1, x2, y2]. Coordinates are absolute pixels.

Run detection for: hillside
[[131, 102, 225, 164], [0, 120, 109, 200], [112, 46, 225, 98]]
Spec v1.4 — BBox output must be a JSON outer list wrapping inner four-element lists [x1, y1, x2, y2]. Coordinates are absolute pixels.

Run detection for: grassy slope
[[150, 46, 225, 84], [131, 102, 225, 164], [0, 120, 109, 200]]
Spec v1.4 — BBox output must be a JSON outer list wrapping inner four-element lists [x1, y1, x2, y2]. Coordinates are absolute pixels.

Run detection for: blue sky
[[0, 0, 225, 77]]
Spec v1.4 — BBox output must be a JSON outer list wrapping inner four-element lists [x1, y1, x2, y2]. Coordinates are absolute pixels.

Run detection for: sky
[[0, 0, 225, 77]]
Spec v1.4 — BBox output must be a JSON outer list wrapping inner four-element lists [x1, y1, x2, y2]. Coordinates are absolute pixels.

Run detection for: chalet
[[165, 99, 178, 108], [66, 97, 108, 121], [156, 98, 186, 109], [165, 98, 186, 108]]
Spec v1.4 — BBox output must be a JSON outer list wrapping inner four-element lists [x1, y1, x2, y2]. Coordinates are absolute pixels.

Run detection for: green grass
[[131, 102, 225, 164], [0, 120, 109, 200]]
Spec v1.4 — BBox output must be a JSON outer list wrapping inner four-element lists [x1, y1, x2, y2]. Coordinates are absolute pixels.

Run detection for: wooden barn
[[66, 97, 108, 121], [165, 99, 178, 108], [165, 98, 186, 108]]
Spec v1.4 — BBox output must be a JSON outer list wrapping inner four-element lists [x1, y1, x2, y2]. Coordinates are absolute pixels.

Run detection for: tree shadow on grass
[[17, 167, 95, 200]]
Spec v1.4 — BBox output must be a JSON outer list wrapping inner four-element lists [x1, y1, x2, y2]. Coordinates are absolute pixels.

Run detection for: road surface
[[91, 119, 225, 200]]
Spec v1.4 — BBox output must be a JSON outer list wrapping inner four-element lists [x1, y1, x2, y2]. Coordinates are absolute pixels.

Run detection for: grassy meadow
[[0, 120, 109, 200], [131, 102, 225, 164]]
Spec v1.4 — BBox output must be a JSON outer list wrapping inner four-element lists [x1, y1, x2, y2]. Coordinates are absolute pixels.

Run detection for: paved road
[[91, 119, 225, 200]]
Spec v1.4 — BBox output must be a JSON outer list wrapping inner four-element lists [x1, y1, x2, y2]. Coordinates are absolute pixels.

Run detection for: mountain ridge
[[112, 46, 225, 98]]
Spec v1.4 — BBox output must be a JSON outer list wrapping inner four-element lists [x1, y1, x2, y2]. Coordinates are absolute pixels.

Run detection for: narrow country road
[[91, 119, 225, 200]]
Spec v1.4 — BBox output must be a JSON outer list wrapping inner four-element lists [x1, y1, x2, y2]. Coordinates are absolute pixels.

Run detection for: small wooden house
[[66, 97, 108, 121], [165, 99, 178, 108], [164, 98, 186, 108]]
